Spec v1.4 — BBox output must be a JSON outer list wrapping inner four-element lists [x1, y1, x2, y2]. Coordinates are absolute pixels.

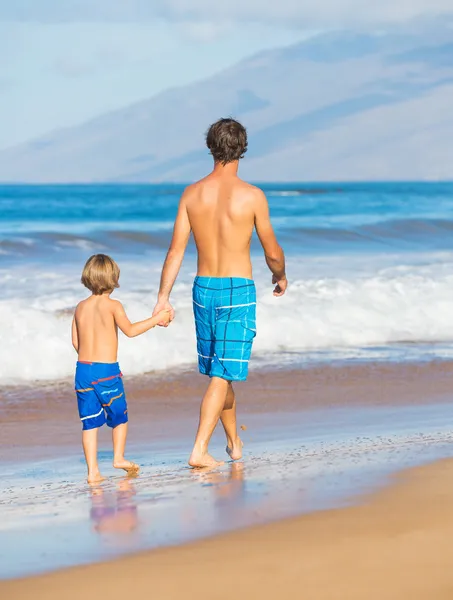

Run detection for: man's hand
[[152, 299, 175, 327], [272, 275, 287, 297]]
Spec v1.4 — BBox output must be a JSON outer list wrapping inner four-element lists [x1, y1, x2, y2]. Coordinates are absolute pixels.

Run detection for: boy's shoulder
[[74, 298, 88, 313], [75, 296, 122, 314], [105, 297, 124, 314], [107, 297, 122, 308]]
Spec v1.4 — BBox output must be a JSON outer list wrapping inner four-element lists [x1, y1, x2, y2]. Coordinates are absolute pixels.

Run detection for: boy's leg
[[82, 428, 104, 484], [220, 383, 243, 461], [189, 376, 229, 468], [112, 423, 140, 474], [96, 372, 139, 475], [76, 364, 106, 483]]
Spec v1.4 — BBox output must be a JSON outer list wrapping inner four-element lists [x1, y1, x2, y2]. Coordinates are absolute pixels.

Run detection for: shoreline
[[2, 362, 453, 579], [3, 458, 453, 599], [2, 358, 453, 463], [2, 357, 453, 585]]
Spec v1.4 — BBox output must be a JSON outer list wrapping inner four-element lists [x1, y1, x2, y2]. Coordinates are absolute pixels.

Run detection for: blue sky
[[2, 1, 452, 150]]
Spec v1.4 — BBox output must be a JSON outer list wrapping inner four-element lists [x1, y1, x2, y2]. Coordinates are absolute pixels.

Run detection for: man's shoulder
[[182, 179, 206, 195], [234, 180, 265, 203], [184, 176, 264, 203], [177, 181, 202, 206], [240, 181, 264, 195]]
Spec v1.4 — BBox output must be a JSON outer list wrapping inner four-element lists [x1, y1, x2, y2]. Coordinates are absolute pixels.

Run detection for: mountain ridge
[[2, 21, 453, 183]]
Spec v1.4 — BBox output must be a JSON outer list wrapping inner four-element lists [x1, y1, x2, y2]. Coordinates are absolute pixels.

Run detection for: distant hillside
[[1, 19, 453, 182]]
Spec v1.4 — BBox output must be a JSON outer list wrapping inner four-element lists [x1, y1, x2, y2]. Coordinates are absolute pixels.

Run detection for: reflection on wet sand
[[3, 402, 453, 579], [191, 462, 246, 502], [90, 478, 138, 534]]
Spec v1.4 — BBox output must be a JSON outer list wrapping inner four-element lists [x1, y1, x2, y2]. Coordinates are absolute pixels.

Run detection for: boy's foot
[[87, 472, 105, 485], [226, 437, 243, 461], [188, 451, 224, 469], [113, 459, 140, 475]]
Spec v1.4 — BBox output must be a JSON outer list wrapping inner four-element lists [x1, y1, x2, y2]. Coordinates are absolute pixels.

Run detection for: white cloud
[[52, 57, 96, 78], [155, 1, 453, 28], [1, 0, 452, 27], [177, 21, 231, 44]]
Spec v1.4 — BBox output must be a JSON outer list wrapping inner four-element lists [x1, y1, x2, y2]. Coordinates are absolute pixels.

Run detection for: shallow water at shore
[[2, 401, 453, 580]]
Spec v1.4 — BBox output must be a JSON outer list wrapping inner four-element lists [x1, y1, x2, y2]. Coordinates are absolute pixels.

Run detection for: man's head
[[81, 254, 120, 295], [206, 118, 248, 165]]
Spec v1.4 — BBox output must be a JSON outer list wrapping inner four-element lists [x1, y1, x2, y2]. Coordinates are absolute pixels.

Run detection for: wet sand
[[3, 397, 453, 578], [2, 360, 453, 591], [3, 458, 453, 599], [2, 360, 453, 462]]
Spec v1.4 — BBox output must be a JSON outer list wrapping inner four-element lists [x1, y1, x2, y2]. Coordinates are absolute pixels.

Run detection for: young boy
[[72, 253, 171, 483]]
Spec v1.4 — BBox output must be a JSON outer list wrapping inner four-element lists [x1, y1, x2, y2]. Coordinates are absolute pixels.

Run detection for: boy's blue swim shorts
[[75, 361, 128, 430], [192, 277, 257, 382]]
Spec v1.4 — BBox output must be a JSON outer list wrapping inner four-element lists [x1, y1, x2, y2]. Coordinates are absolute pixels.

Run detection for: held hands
[[156, 309, 172, 326], [152, 299, 175, 327], [272, 275, 288, 297]]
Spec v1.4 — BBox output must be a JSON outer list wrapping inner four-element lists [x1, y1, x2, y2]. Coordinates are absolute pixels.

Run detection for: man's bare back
[[156, 163, 285, 307], [185, 171, 258, 279]]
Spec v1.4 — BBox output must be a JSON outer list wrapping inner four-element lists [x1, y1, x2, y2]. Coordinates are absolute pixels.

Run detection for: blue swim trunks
[[75, 362, 128, 431], [193, 277, 257, 382]]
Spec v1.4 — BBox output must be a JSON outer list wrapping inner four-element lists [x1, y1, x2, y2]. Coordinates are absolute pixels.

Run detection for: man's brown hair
[[81, 254, 120, 295], [206, 118, 248, 164]]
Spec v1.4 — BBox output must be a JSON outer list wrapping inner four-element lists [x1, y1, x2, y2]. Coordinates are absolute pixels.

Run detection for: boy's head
[[206, 118, 248, 165], [81, 254, 120, 295]]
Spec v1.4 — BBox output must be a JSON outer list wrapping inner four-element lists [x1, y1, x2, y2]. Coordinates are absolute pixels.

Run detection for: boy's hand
[[153, 300, 174, 327], [272, 275, 287, 297], [157, 309, 172, 326]]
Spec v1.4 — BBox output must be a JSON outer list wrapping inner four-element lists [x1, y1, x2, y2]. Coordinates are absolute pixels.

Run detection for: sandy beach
[[3, 457, 453, 599], [2, 359, 453, 593], [2, 360, 453, 462]]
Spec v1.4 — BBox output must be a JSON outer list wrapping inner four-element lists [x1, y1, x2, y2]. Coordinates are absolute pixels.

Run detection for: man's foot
[[226, 437, 243, 461], [188, 451, 224, 469], [87, 472, 105, 485], [113, 459, 140, 475]]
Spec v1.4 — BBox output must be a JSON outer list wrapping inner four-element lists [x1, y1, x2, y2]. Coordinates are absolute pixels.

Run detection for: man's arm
[[153, 189, 192, 320], [254, 189, 287, 296], [71, 316, 79, 352], [113, 301, 171, 337]]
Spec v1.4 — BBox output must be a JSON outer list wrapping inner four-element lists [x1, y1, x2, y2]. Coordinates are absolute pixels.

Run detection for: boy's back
[[75, 296, 118, 363]]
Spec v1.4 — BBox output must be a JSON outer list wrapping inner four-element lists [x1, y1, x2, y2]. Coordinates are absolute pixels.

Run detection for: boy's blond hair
[[81, 254, 120, 295]]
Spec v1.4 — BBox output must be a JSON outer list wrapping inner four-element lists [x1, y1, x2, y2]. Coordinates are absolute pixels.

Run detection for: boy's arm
[[72, 316, 79, 352], [253, 189, 287, 296], [113, 301, 170, 338], [153, 189, 192, 322]]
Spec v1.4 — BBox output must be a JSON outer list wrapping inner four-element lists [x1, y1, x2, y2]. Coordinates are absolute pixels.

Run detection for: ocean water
[[1, 182, 453, 384]]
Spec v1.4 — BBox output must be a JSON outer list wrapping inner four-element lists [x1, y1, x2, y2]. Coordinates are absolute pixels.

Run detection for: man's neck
[[212, 160, 239, 177]]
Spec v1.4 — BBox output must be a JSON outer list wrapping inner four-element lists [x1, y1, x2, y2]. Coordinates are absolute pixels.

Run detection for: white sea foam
[[2, 254, 453, 384]]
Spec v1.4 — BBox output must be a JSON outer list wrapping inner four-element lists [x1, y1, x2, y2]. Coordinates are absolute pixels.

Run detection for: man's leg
[[189, 376, 229, 468], [82, 428, 104, 484], [220, 383, 243, 461]]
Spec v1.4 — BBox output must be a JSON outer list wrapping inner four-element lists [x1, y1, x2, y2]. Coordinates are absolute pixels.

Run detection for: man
[[153, 118, 287, 468]]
